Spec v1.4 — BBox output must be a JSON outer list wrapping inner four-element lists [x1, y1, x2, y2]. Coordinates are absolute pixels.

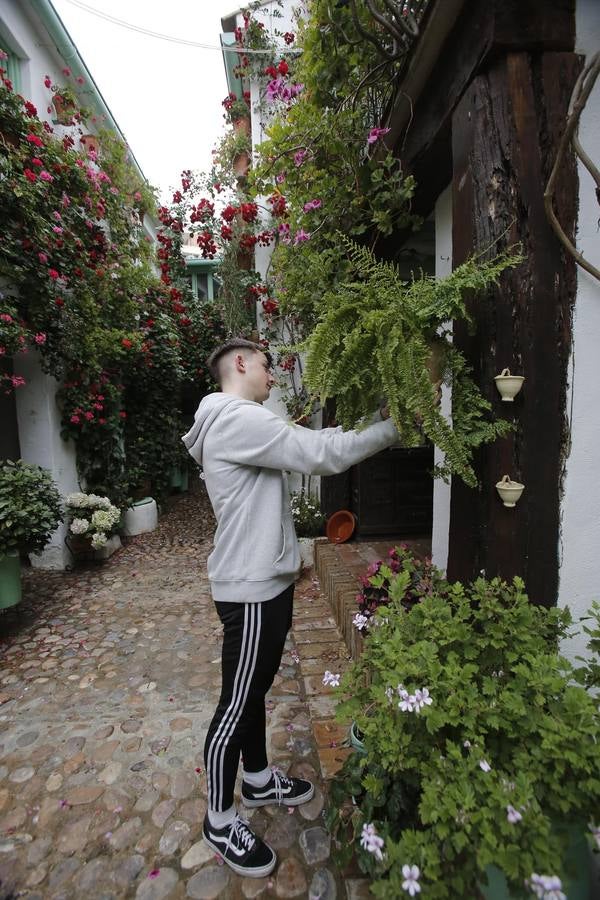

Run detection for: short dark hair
[[207, 338, 273, 383]]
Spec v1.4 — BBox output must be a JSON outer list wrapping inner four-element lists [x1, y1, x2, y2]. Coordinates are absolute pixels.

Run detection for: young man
[[182, 338, 400, 878]]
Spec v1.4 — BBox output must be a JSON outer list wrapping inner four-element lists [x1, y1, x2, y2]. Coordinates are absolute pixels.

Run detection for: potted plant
[[302, 238, 522, 487], [0, 460, 62, 608], [290, 489, 325, 568], [50, 84, 79, 124], [222, 92, 251, 132], [326, 564, 599, 898], [64, 491, 121, 561]]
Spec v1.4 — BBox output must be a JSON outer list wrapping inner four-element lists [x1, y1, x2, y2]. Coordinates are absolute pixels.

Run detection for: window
[[0, 44, 21, 93]]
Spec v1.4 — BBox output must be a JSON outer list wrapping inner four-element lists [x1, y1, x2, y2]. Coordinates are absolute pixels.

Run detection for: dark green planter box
[[170, 467, 189, 492], [481, 824, 590, 899], [0, 554, 21, 608]]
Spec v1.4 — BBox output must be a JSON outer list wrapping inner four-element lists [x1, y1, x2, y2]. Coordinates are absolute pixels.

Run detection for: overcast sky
[[51, 0, 240, 202]]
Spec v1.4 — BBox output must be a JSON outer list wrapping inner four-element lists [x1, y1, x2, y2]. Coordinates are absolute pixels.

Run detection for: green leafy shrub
[[0, 460, 62, 556], [328, 569, 600, 898]]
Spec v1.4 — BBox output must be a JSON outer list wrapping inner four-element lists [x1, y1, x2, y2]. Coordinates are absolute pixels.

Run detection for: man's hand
[[380, 403, 390, 420]]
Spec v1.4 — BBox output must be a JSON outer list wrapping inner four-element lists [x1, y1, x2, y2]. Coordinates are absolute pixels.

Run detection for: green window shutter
[[0, 46, 21, 94]]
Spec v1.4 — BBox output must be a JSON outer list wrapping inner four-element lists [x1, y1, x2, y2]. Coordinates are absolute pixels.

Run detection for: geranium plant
[[352, 545, 447, 634], [0, 460, 63, 557], [64, 491, 120, 550], [327, 566, 600, 898]]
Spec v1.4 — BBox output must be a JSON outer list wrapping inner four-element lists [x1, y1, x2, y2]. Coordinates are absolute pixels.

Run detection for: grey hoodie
[[182, 393, 400, 604]]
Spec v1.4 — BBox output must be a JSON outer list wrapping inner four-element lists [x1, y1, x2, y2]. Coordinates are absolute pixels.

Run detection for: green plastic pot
[[481, 823, 590, 899], [0, 554, 22, 608], [349, 721, 367, 755]]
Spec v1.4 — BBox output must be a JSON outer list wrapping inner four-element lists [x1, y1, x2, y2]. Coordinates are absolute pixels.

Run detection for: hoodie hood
[[182, 393, 243, 466]]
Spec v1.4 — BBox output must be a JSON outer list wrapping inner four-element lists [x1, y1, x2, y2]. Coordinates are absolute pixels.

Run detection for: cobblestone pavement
[[0, 485, 367, 900]]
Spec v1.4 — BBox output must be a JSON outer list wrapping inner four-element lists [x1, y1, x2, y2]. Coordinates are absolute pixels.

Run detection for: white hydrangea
[[90, 532, 108, 549], [66, 491, 113, 511], [91, 507, 120, 532], [69, 518, 89, 535], [65, 492, 91, 508]]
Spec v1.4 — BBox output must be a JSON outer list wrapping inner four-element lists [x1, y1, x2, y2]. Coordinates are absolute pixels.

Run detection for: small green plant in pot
[[0, 460, 63, 607], [327, 568, 600, 899]]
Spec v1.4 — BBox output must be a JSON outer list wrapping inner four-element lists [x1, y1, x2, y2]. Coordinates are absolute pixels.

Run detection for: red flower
[[240, 202, 258, 223], [220, 225, 233, 240], [48, 269, 60, 280], [55, 297, 64, 307], [265, 65, 278, 78], [23, 168, 37, 182], [121, 338, 133, 349], [44, 75, 52, 88], [284, 32, 295, 44], [26, 133, 43, 148], [24, 101, 37, 117], [119, 411, 127, 419], [262, 298, 279, 315], [172, 190, 182, 203], [221, 204, 237, 223], [278, 60, 289, 76]]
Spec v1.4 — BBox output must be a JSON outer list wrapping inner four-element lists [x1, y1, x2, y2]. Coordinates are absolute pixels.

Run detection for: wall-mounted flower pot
[[494, 368, 524, 402], [0, 554, 22, 608], [232, 116, 251, 135], [52, 94, 77, 125], [233, 150, 250, 178], [426, 338, 447, 385], [496, 475, 524, 508], [80, 133, 99, 155]]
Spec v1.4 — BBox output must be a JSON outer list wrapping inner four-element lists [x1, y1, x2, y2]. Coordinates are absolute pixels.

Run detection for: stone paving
[[0, 484, 370, 900]]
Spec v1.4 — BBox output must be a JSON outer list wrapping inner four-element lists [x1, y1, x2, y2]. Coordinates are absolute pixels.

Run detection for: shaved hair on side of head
[[207, 338, 272, 385]]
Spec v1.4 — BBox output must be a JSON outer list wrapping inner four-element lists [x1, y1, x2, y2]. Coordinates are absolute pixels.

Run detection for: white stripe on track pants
[[204, 583, 294, 812]]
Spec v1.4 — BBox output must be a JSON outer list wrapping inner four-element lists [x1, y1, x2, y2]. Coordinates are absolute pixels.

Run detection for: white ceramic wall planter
[[496, 475, 525, 508], [494, 368, 524, 402]]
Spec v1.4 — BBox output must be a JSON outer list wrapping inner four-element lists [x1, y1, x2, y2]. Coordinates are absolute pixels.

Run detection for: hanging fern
[[301, 237, 522, 487]]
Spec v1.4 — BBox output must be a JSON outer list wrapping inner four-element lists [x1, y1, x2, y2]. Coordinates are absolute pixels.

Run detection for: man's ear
[[234, 353, 246, 373]]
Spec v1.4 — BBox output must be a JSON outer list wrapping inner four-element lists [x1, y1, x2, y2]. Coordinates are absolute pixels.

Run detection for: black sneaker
[[242, 768, 315, 808], [202, 814, 276, 878]]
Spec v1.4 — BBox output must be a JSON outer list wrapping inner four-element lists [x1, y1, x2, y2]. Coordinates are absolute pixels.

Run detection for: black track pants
[[204, 583, 294, 812]]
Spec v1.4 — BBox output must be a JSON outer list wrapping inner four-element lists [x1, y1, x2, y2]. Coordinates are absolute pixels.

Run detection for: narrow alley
[[0, 485, 362, 900]]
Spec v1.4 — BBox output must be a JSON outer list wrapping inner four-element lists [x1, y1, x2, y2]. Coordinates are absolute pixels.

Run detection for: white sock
[[243, 765, 272, 788], [207, 804, 236, 830]]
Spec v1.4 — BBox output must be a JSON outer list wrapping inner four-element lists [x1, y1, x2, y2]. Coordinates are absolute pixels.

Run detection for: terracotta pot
[[232, 116, 251, 135], [52, 93, 77, 125], [80, 133, 99, 155], [233, 150, 250, 178]]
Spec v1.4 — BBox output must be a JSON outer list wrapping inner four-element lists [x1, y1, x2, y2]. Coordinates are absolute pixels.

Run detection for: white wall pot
[[494, 368, 524, 402], [298, 537, 315, 569], [495, 475, 525, 508], [122, 497, 158, 536]]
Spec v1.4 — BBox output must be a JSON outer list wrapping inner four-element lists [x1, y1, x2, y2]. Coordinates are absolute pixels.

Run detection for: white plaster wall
[[13, 352, 79, 570], [431, 185, 453, 572], [557, 0, 600, 665]]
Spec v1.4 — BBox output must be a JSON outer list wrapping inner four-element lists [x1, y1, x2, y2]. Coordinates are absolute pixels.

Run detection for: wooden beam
[[446, 51, 581, 606]]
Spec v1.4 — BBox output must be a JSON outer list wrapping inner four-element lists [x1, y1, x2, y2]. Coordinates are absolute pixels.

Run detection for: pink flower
[[84, 411, 94, 421], [48, 269, 60, 280], [62, 67, 71, 76], [148, 870, 160, 879], [294, 229, 310, 244], [53, 211, 62, 221], [278, 222, 291, 244], [0, 314, 13, 323], [38, 252, 49, 264], [70, 415, 80, 425], [367, 126, 391, 144], [52, 226, 63, 234], [303, 199, 322, 212], [293, 149, 308, 167], [11, 375, 26, 388], [34, 333, 46, 345], [44, 75, 52, 88], [39, 170, 54, 182], [276, 172, 286, 184]]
